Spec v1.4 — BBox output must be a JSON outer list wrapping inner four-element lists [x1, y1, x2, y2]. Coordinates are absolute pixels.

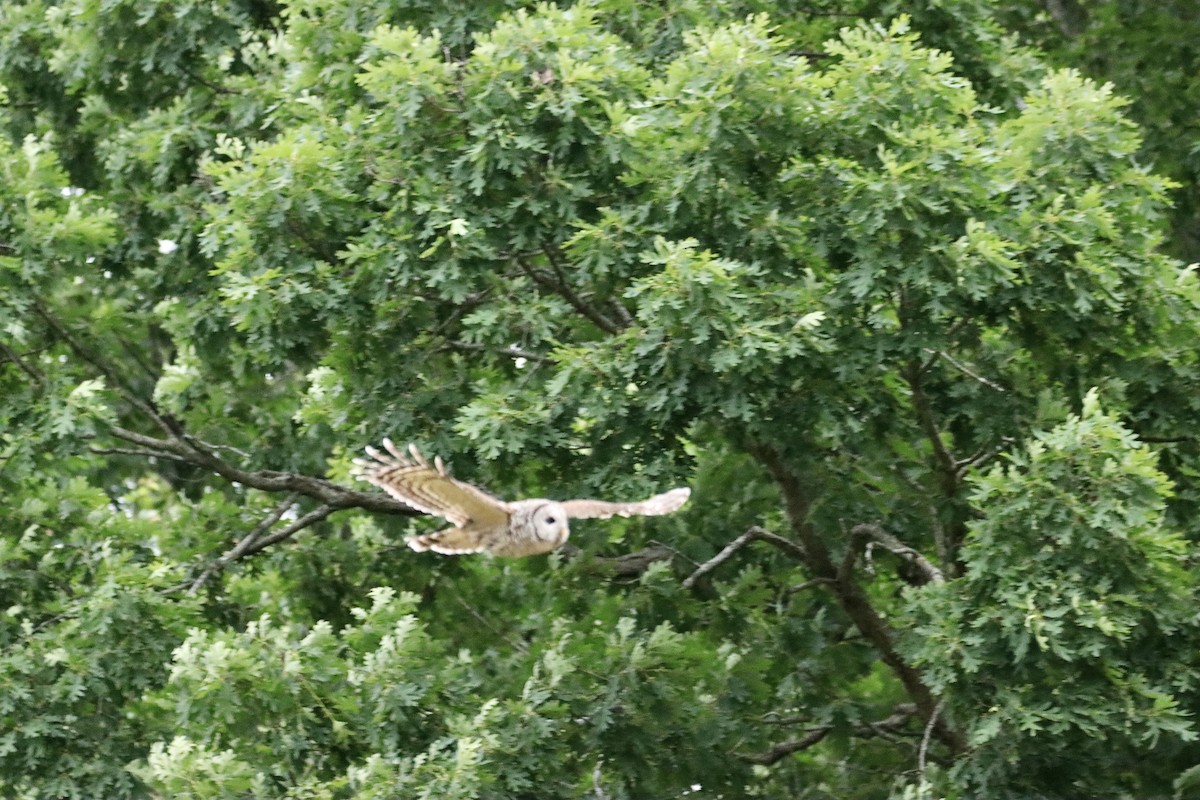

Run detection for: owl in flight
[[352, 439, 691, 557]]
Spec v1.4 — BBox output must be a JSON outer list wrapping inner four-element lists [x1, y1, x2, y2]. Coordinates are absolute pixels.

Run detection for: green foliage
[[906, 392, 1199, 796], [0, 474, 200, 798], [1, 1, 1200, 798], [134, 586, 758, 799], [997, 0, 1200, 262]]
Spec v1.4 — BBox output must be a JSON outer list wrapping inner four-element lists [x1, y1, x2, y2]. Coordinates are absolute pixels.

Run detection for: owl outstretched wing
[[352, 440, 510, 529], [560, 487, 691, 520]]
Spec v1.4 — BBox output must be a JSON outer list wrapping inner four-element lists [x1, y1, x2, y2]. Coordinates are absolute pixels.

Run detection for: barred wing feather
[[352, 440, 510, 528]]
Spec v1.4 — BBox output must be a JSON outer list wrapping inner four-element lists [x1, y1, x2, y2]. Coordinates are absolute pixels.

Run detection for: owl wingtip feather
[[661, 486, 691, 512], [406, 442, 431, 467]]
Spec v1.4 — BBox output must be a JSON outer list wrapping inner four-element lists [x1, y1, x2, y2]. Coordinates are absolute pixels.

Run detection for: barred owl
[[352, 439, 691, 557]]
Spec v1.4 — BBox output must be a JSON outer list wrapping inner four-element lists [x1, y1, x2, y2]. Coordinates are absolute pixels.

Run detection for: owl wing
[[352, 440, 510, 529], [560, 487, 691, 520]]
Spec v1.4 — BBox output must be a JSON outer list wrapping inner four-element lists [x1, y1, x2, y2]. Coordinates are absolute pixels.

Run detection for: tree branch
[[0, 339, 46, 384], [237, 504, 337, 556], [741, 727, 832, 765], [109, 425, 420, 515], [1139, 434, 1198, 445], [919, 699, 944, 783], [747, 442, 965, 754], [34, 299, 181, 437], [744, 704, 922, 765], [683, 526, 807, 588], [88, 445, 195, 464], [557, 543, 677, 579], [903, 362, 959, 498], [516, 251, 623, 335], [37, 298, 420, 526], [851, 523, 945, 585], [187, 493, 301, 594], [922, 348, 1007, 394]]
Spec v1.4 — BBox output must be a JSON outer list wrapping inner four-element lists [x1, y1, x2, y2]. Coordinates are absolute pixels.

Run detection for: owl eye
[[545, 516, 557, 524]]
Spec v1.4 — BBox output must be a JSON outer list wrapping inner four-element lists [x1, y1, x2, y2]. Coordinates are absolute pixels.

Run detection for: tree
[[2, 1, 1199, 798], [996, 0, 1200, 263]]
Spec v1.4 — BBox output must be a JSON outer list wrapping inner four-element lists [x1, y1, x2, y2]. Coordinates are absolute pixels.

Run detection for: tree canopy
[[2, 1, 1199, 798]]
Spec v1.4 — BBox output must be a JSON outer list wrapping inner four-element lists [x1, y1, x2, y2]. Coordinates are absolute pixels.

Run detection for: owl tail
[[406, 527, 487, 555]]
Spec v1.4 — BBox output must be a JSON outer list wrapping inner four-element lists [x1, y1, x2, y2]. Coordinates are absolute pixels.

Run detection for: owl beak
[[557, 522, 570, 547]]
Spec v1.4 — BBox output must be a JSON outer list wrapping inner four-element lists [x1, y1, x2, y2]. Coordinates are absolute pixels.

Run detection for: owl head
[[529, 501, 570, 548]]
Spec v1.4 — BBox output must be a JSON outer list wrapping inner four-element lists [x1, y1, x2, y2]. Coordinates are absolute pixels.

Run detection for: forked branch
[[683, 526, 808, 588]]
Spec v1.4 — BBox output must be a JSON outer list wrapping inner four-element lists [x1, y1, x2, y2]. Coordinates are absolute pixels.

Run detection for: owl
[[352, 439, 691, 557]]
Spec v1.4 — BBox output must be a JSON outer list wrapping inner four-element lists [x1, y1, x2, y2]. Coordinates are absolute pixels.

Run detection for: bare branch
[[607, 299, 635, 328], [863, 703, 921, 743], [954, 438, 1015, 479], [744, 704, 921, 765], [919, 699, 944, 783], [109, 425, 420, 515], [237, 504, 337, 557], [748, 441, 966, 755], [453, 593, 529, 654], [742, 727, 832, 765], [0, 339, 46, 384], [784, 577, 834, 598], [34, 300, 180, 437], [904, 362, 959, 498], [556, 543, 676, 579], [1139, 434, 1199, 445], [1043, 0, 1088, 37], [592, 759, 607, 800], [187, 494, 301, 594], [923, 348, 1007, 394], [851, 523, 945, 585], [683, 526, 807, 588], [183, 433, 254, 462], [516, 252, 623, 335], [88, 445, 193, 464], [428, 287, 495, 337], [603, 544, 675, 578]]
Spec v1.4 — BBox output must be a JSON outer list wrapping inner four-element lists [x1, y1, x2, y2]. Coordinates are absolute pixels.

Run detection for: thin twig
[[0, 339, 45, 383], [88, 445, 193, 464], [428, 287, 494, 337], [109, 425, 419, 515], [784, 577, 835, 598], [923, 348, 1007, 394], [904, 362, 960, 497], [954, 439, 1014, 479], [741, 727, 832, 765], [34, 299, 181, 437], [453, 594, 529, 654], [919, 699, 943, 782], [744, 703, 920, 765], [183, 434, 254, 462], [683, 526, 807, 589], [517, 252, 622, 335], [237, 504, 336, 557], [187, 494, 300, 594]]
